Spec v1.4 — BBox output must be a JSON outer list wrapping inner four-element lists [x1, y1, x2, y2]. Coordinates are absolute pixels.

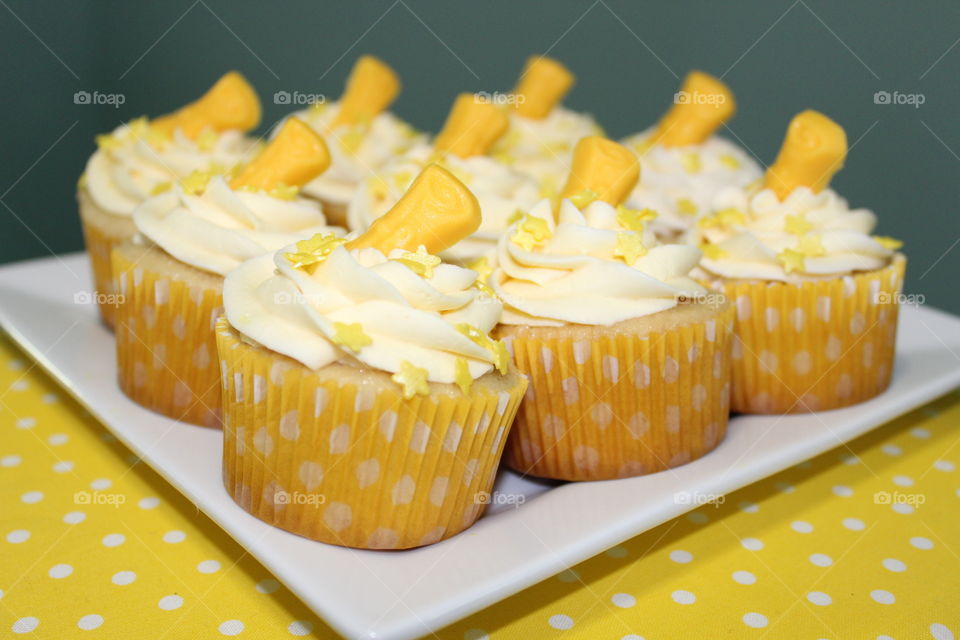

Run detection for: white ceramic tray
[[2, 253, 960, 640]]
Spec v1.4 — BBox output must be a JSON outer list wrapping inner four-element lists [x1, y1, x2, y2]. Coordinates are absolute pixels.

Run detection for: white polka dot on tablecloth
[[832, 485, 854, 497], [197, 560, 221, 574], [21, 491, 43, 504], [548, 614, 574, 630], [47, 433, 68, 445], [775, 481, 795, 493], [840, 453, 859, 465], [791, 520, 814, 533], [77, 614, 103, 630], [611, 593, 636, 608], [158, 595, 183, 610], [911, 427, 931, 439], [556, 569, 579, 583], [255, 578, 280, 594], [882, 558, 906, 572], [12, 617, 39, 633], [809, 553, 833, 567], [52, 461, 74, 473], [606, 545, 627, 558], [111, 571, 136, 585], [870, 589, 895, 604], [48, 563, 73, 579], [162, 530, 186, 543], [101, 533, 124, 547], [842, 517, 866, 531], [42, 393, 57, 404], [6, 529, 30, 543], [686, 511, 709, 524], [892, 503, 914, 514], [288, 620, 314, 636], [933, 460, 955, 472], [138, 496, 160, 509], [742, 612, 768, 628], [2, 454, 21, 467], [63, 511, 85, 524], [881, 444, 902, 456], [910, 536, 934, 550], [892, 475, 914, 487], [218, 620, 244, 636], [16, 417, 36, 429], [90, 478, 112, 490], [732, 570, 756, 585], [738, 500, 759, 513], [671, 590, 696, 604], [741, 537, 764, 551], [807, 591, 832, 606], [669, 550, 693, 563], [930, 623, 955, 640], [463, 629, 489, 640], [620, 635, 644, 640]]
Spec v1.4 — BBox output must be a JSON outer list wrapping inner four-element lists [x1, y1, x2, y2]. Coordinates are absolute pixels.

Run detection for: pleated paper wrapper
[[719, 255, 906, 414], [497, 303, 735, 481], [78, 189, 136, 328], [111, 245, 225, 428], [215, 318, 528, 550]]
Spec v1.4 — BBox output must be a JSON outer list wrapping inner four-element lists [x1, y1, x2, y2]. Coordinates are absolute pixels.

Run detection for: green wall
[[2, 1, 958, 312]]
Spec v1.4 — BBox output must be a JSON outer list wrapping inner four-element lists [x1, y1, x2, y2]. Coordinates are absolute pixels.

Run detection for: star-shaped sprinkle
[[394, 245, 442, 278], [699, 243, 727, 260], [568, 189, 599, 209], [179, 170, 215, 195], [454, 358, 472, 394], [797, 233, 826, 257], [778, 248, 806, 274], [785, 213, 814, 236], [719, 153, 741, 169], [196, 128, 218, 151], [506, 209, 525, 226], [95, 133, 122, 151], [331, 322, 372, 353], [676, 197, 698, 215], [873, 236, 903, 250], [617, 205, 658, 232], [680, 152, 702, 174], [466, 256, 493, 292], [150, 181, 172, 196], [614, 232, 648, 265], [511, 213, 552, 251], [698, 208, 745, 229], [284, 233, 347, 272], [392, 360, 430, 399], [340, 129, 365, 155]]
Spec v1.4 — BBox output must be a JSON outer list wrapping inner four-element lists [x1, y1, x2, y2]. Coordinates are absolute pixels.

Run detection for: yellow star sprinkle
[[331, 322, 372, 353], [454, 357, 472, 394], [719, 153, 741, 169], [677, 197, 698, 215], [616, 205, 658, 232], [394, 245, 442, 278], [340, 129, 365, 155], [614, 231, 647, 265], [778, 248, 806, 274], [179, 170, 215, 195], [784, 213, 814, 236], [268, 184, 300, 201], [511, 214, 552, 251], [873, 236, 903, 250], [698, 208, 745, 229], [506, 209, 525, 226], [196, 128, 218, 152], [699, 242, 727, 260], [466, 256, 493, 283], [568, 189, 599, 209], [283, 232, 347, 272], [680, 152, 702, 174], [150, 181, 172, 196], [797, 233, 826, 257], [95, 133, 121, 151], [392, 360, 430, 399]]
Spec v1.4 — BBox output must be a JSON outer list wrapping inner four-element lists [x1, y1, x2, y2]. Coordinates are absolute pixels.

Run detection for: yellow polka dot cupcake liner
[[78, 190, 135, 328], [722, 254, 906, 414], [496, 302, 734, 481], [215, 318, 528, 550], [111, 243, 225, 428]]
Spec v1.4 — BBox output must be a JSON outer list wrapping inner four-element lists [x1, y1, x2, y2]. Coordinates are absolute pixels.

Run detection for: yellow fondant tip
[[433, 93, 509, 158], [512, 55, 575, 119], [330, 55, 401, 129], [653, 70, 735, 147], [152, 71, 261, 139], [230, 118, 330, 191], [559, 136, 640, 207], [764, 110, 847, 200]]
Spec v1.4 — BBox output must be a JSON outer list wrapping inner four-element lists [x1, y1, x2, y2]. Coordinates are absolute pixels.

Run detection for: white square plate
[[2, 254, 959, 640]]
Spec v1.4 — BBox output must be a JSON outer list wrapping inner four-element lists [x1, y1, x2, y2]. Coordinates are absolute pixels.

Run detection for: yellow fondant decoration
[[764, 110, 848, 200], [329, 55, 400, 129], [230, 118, 330, 191], [331, 322, 373, 353], [652, 70, 735, 147], [346, 164, 481, 255], [152, 71, 261, 139], [433, 93, 509, 158], [511, 55, 575, 119], [559, 136, 640, 207], [392, 360, 430, 399]]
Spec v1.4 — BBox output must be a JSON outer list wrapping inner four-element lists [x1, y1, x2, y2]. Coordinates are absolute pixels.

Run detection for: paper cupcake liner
[[78, 190, 136, 328], [719, 255, 906, 414], [215, 318, 528, 549], [497, 303, 735, 481], [111, 246, 225, 428]]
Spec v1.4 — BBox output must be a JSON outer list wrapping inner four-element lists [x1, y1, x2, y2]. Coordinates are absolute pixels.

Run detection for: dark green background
[[3, 1, 958, 312]]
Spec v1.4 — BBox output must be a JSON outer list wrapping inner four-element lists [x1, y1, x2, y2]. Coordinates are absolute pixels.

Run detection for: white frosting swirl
[[347, 144, 540, 262], [490, 106, 602, 186], [133, 176, 337, 276], [691, 185, 895, 281], [621, 129, 762, 238], [223, 244, 503, 381], [290, 102, 425, 206], [492, 199, 706, 326], [83, 121, 255, 216]]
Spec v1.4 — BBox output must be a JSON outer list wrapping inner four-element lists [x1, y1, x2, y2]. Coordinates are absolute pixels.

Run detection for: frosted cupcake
[[691, 110, 905, 413], [491, 137, 734, 481], [489, 55, 602, 189], [290, 55, 425, 227], [112, 118, 337, 427], [621, 71, 761, 240], [79, 71, 261, 326], [218, 164, 527, 549], [347, 93, 540, 263]]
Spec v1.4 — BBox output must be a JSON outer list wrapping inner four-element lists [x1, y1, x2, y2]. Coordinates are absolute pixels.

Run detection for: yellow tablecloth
[[1, 333, 958, 639]]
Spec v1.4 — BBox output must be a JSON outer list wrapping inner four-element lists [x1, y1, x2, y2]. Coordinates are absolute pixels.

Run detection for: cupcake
[[621, 71, 761, 240], [218, 164, 527, 549], [489, 55, 603, 189], [111, 118, 337, 428], [79, 71, 261, 327], [691, 110, 905, 414], [347, 93, 540, 264], [490, 136, 734, 481], [290, 55, 425, 227]]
